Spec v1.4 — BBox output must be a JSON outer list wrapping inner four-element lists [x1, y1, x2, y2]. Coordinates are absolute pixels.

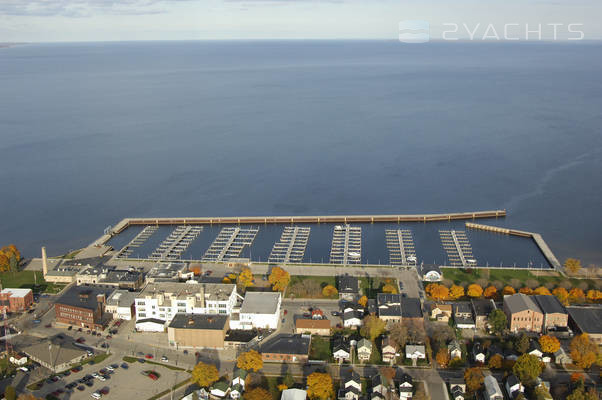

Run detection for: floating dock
[[150, 225, 202, 260], [268, 226, 311, 264], [385, 229, 417, 266], [116, 225, 158, 259], [439, 230, 476, 267], [202, 227, 259, 262], [330, 225, 362, 264]]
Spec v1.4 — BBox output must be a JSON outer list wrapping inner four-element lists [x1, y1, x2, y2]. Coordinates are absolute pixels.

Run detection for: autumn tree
[[503, 286, 516, 295], [436, 348, 450, 368], [534, 287, 551, 296], [570, 334, 599, 369], [389, 321, 425, 349], [569, 288, 585, 304], [321, 285, 338, 298], [381, 283, 398, 294], [586, 289, 602, 302], [570, 372, 585, 383], [553, 287, 569, 305], [514, 333, 530, 354], [467, 284, 483, 298], [245, 387, 272, 400], [519, 287, 533, 295], [360, 315, 386, 341], [0, 245, 21, 272], [237, 349, 263, 371], [306, 372, 334, 400], [17, 395, 44, 400], [426, 283, 449, 300], [358, 295, 368, 307], [268, 266, 290, 292], [566, 383, 599, 400], [488, 309, 507, 335], [488, 354, 503, 369], [191, 361, 219, 388], [539, 335, 560, 354], [484, 286, 497, 299], [513, 354, 543, 385], [237, 267, 254, 288], [449, 284, 465, 300], [464, 367, 484, 392], [289, 279, 321, 298], [564, 258, 582, 275]]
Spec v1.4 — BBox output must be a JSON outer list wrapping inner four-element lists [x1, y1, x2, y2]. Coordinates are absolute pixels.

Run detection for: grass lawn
[[442, 268, 599, 289], [0, 270, 66, 294], [285, 275, 337, 299], [309, 336, 331, 361], [359, 277, 398, 298], [285, 275, 399, 299]]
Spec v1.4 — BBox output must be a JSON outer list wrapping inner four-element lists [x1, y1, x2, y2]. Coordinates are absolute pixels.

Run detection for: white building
[[483, 375, 503, 400], [135, 282, 240, 325], [105, 290, 136, 320], [230, 292, 281, 330]]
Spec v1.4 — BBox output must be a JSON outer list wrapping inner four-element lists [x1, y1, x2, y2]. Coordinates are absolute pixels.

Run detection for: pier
[[330, 225, 362, 264], [150, 225, 203, 260], [439, 230, 476, 267], [268, 226, 311, 264], [116, 226, 158, 259], [202, 227, 259, 262], [385, 229, 417, 266]]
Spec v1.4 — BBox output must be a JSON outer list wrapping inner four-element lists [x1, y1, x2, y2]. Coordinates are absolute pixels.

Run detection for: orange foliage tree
[[503, 286, 516, 295], [519, 287, 533, 295], [539, 335, 560, 353], [467, 284, 483, 298], [568, 288, 585, 304], [268, 266, 290, 292], [306, 372, 334, 400], [358, 295, 368, 307], [553, 287, 569, 305], [426, 283, 449, 300], [534, 287, 551, 295], [484, 286, 497, 299], [449, 285, 465, 300]]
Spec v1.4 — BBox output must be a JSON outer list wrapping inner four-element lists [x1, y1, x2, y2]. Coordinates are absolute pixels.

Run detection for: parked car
[[120, 363, 129, 369], [91, 391, 101, 399], [145, 354, 153, 359], [161, 356, 168, 362]]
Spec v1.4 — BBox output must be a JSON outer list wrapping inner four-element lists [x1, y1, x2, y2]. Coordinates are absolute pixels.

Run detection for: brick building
[[260, 334, 311, 363], [54, 286, 114, 330], [534, 295, 568, 330], [167, 314, 229, 349], [504, 293, 543, 333], [0, 288, 33, 313]]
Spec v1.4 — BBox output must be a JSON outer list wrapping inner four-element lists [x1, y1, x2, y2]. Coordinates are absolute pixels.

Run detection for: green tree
[[514, 333, 530, 354], [488, 309, 507, 335], [190, 361, 219, 388], [513, 354, 543, 386], [564, 258, 582, 275]]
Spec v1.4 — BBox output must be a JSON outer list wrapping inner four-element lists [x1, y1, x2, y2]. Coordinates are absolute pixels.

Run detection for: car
[[91, 392, 101, 399], [89, 360, 95, 365], [281, 318, 285, 323], [283, 309, 288, 315], [110, 364, 118, 369], [92, 373, 100, 378], [96, 332, 101, 337], [62, 370, 71, 376], [145, 354, 153, 359], [136, 351, 144, 356], [331, 311, 340, 316], [106, 335, 112, 339], [161, 356, 168, 362], [257, 335, 263, 340], [51, 376, 60, 382], [86, 330, 91, 334], [76, 338, 85, 343], [33, 320, 41, 324], [98, 375, 106, 381], [85, 381, 94, 387], [183, 350, 188, 354], [57, 334, 64, 339], [120, 363, 129, 369], [100, 388, 109, 395], [28, 309, 35, 314], [68, 325, 73, 330], [205, 270, 212, 275], [51, 391, 60, 397], [100, 343, 108, 348], [78, 386, 85, 391], [78, 327, 83, 332], [45, 323, 52, 328], [57, 389, 64, 394], [18, 367, 28, 372], [147, 372, 158, 380], [138, 358, 146, 363]]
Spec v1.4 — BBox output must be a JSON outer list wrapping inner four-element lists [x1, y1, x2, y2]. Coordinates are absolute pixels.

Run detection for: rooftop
[[168, 313, 228, 330], [140, 282, 235, 302], [56, 285, 115, 310], [504, 293, 542, 314], [106, 290, 136, 307], [377, 293, 401, 306], [261, 334, 310, 355], [471, 298, 496, 316], [567, 306, 602, 334], [401, 298, 423, 318], [534, 295, 566, 315], [23, 341, 87, 368], [0, 288, 32, 298], [338, 275, 359, 293], [295, 318, 330, 330], [240, 292, 281, 314]]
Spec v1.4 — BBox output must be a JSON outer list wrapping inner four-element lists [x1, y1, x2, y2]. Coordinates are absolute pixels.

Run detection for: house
[[471, 299, 496, 330], [534, 295, 568, 330], [281, 389, 307, 400], [504, 293, 543, 333], [367, 299, 377, 315], [54, 285, 115, 330], [430, 304, 452, 323], [554, 347, 572, 365], [339, 369, 361, 400], [487, 345, 503, 360], [483, 375, 503, 400], [260, 334, 311, 363], [104, 290, 136, 320], [211, 381, 230, 398], [145, 262, 194, 283], [343, 309, 363, 328], [231, 369, 247, 389], [419, 264, 442, 282], [527, 340, 543, 359], [401, 298, 424, 328], [75, 266, 144, 291], [357, 338, 372, 362], [338, 275, 360, 302], [9, 354, 27, 366], [377, 294, 402, 322], [505, 374, 524, 398], [454, 303, 476, 329], [449, 339, 462, 360], [23, 340, 88, 373], [0, 288, 33, 313], [472, 343, 485, 364], [405, 345, 426, 360], [567, 306, 602, 343], [398, 373, 413, 400], [167, 313, 229, 349], [449, 382, 466, 400], [504, 348, 519, 361], [371, 374, 390, 398], [295, 318, 331, 336], [381, 336, 397, 364], [333, 337, 351, 363], [233, 292, 281, 330], [230, 384, 243, 399]]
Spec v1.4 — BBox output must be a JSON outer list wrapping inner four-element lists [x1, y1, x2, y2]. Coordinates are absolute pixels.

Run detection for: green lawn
[[285, 275, 337, 299], [285, 275, 398, 299], [0, 270, 66, 294], [442, 268, 599, 289], [309, 336, 331, 361], [359, 277, 398, 298]]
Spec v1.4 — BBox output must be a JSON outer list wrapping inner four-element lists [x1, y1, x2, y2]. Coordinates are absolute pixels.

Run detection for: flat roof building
[[54, 285, 114, 330], [0, 288, 33, 313], [260, 334, 311, 363], [167, 313, 229, 349], [232, 292, 281, 330], [567, 306, 602, 343]]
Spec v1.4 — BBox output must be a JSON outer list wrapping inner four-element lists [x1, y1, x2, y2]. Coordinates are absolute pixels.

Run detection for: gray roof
[[338, 276, 359, 293], [23, 341, 87, 368], [504, 293, 542, 314], [401, 298, 423, 318], [136, 318, 165, 325], [471, 299, 496, 316], [56, 285, 115, 310], [567, 306, 602, 334], [454, 302, 472, 315], [168, 313, 228, 330], [261, 334, 310, 355], [240, 292, 281, 314], [534, 295, 566, 315], [378, 305, 402, 317], [377, 293, 402, 306], [106, 290, 136, 307]]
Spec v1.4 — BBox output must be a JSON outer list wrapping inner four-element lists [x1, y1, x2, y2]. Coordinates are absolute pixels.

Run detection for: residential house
[[260, 334, 311, 363], [454, 303, 476, 329], [430, 304, 452, 323], [282, 389, 307, 400], [472, 343, 485, 364], [419, 264, 442, 282], [449, 382, 466, 400], [398, 373, 413, 400], [528, 340, 543, 359], [487, 345, 503, 360], [338, 369, 361, 400], [343, 308, 363, 328], [357, 338, 372, 362], [405, 345, 426, 362], [231, 369, 247, 389], [381, 336, 397, 364], [338, 275, 360, 302], [333, 337, 351, 363], [471, 299, 497, 330], [534, 295, 568, 330], [504, 293, 543, 333], [371, 374, 390, 400], [554, 347, 572, 365], [230, 384, 243, 400], [504, 348, 519, 361], [449, 340, 462, 360], [505, 374, 524, 399], [9, 354, 27, 366], [483, 375, 503, 400], [211, 381, 230, 399], [295, 318, 331, 336], [377, 293, 402, 323], [401, 298, 424, 328], [367, 299, 377, 315]]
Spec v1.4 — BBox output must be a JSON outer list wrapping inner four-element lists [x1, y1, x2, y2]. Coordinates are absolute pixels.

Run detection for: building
[[505, 375, 524, 398], [377, 294, 402, 322], [504, 293, 543, 333], [343, 309, 363, 328], [449, 382, 465, 400], [534, 295, 568, 330], [339, 369, 361, 400], [401, 298, 423, 327], [398, 373, 413, 400], [54, 285, 114, 330], [233, 292, 281, 330], [357, 338, 372, 362], [419, 264, 442, 282], [23, 341, 88, 373], [76, 266, 144, 290], [43, 266, 79, 283], [9, 354, 27, 366], [430, 303, 452, 322], [454, 303, 476, 329], [472, 343, 485, 363], [333, 337, 351, 363], [104, 290, 136, 320], [449, 339, 462, 360], [146, 262, 194, 283], [135, 318, 166, 332], [554, 347, 572, 365], [471, 299, 496, 330], [295, 319, 331, 336], [135, 282, 239, 324], [167, 313, 229, 349], [381, 336, 397, 364], [0, 288, 33, 313], [211, 381, 230, 399], [260, 334, 311, 363], [338, 275, 360, 302], [483, 375, 503, 400], [567, 306, 602, 343], [405, 345, 426, 360], [281, 389, 307, 400]]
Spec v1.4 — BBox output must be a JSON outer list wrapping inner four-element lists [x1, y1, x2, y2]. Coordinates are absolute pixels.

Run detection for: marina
[[149, 225, 203, 260], [268, 226, 311, 264], [439, 230, 476, 267], [329, 225, 362, 264], [202, 227, 259, 262], [115, 225, 158, 259], [385, 229, 417, 266]]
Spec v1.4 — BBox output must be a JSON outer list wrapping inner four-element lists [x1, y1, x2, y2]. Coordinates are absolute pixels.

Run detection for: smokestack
[[42, 247, 48, 276]]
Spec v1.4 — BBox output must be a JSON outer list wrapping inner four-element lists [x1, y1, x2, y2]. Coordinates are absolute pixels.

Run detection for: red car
[[148, 373, 158, 380], [145, 354, 153, 359]]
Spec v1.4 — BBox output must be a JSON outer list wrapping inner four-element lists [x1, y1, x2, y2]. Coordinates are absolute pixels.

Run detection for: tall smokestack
[[42, 247, 48, 276]]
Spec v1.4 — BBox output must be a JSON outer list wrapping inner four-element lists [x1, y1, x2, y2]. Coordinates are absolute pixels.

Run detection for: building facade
[[54, 286, 114, 330], [0, 288, 33, 313], [504, 294, 543, 333], [167, 314, 229, 349]]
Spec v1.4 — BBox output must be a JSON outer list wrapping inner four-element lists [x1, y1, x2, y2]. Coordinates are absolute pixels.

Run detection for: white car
[[91, 393, 101, 399], [106, 366, 114, 371], [19, 367, 29, 372], [92, 373, 100, 378], [161, 356, 168, 362]]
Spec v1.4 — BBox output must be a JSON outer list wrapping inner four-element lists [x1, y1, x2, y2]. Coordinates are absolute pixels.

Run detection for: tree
[[449, 284, 465, 300], [586, 289, 602, 302], [534, 286, 551, 295], [539, 335, 560, 353], [268, 266, 290, 292], [306, 372, 334, 400], [379, 366, 396, 382], [519, 287, 533, 295], [245, 387, 272, 400], [484, 286, 497, 299], [488, 354, 503, 369], [321, 284, 338, 298], [358, 295, 368, 307], [360, 315, 386, 341], [569, 288, 585, 304], [237, 350, 263, 371], [514, 333, 530, 354], [16, 396, 43, 400], [464, 367, 484, 392], [283, 371, 294, 388], [4, 386, 16, 400], [503, 286, 516, 295], [566, 381, 599, 400], [426, 283, 449, 300], [513, 354, 543, 385], [277, 384, 288, 391], [570, 333, 599, 369], [488, 309, 507, 335], [236, 267, 253, 288], [467, 284, 483, 298], [570, 372, 585, 383], [553, 287, 569, 305], [436, 348, 450, 367], [381, 284, 398, 294], [564, 258, 582, 275], [429, 323, 455, 347], [191, 362, 219, 388], [289, 279, 321, 298]]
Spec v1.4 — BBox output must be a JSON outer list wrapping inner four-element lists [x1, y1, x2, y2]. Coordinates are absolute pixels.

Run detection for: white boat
[[348, 252, 361, 258]]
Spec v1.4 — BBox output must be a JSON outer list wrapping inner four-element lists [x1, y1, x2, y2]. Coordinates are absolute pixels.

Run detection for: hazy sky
[[1, 0, 600, 42]]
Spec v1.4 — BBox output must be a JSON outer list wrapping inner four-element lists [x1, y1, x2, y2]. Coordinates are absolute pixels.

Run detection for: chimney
[[42, 247, 48, 276], [199, 284, 205, 309], [188, 317, 195, 325]]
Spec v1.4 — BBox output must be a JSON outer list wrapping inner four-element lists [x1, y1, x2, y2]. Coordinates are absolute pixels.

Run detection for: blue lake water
[[0, 40, 601, 266]]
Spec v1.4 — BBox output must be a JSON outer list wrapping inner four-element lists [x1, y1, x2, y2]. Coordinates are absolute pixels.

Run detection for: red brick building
[[54, 286, 114, 330], [0, 289, 33, 313]]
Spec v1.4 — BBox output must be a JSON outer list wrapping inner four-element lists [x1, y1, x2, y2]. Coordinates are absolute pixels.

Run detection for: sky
[[0, 0, 601, 42]]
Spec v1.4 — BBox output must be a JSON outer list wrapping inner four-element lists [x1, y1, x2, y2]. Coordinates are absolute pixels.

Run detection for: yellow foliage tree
[[237, 267, 254, 288], [539, 335, 560, 353], [449, 285, 465, 299], [245, 387, 272, 400], [381, 284, 398, 294], [307, 372, 334, 400], [502, 286, 516, 295], [568, 288, 585, 304], [570, 334, 599, 369], [236, 350, 263, 372], [360, 315, 386, 341], [467, 284, 483, 298], [564, 258, 582, 275], [358, 295, 368, 307], [191, 361, 219, 388], [484, 286, 497, 299], [436, 348, 450, 368], [268, 266, 290, 292], [322, 285, 338, 298], [553, 287, 569, 305], [534, 287, 551, 296], [586, 290, 602, 302], [519, 287, 533, 295], [426, 283, 449, 300], [277, 384, 288, 391], [488, 354, 503, 369]]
